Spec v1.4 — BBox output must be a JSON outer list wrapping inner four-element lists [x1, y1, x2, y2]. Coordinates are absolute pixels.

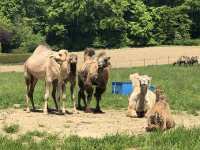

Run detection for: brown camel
[[24, 45, 68, 114], [146, 87, 175, 132], [78, 49, 111, 113]]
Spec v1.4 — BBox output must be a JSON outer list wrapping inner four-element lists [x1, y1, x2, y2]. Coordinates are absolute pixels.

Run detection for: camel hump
[[84, 48, 95, 57], [33, 44, 52, 55]]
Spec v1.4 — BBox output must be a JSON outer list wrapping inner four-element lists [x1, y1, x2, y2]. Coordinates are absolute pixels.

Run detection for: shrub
[[3, 124, 20, 134]]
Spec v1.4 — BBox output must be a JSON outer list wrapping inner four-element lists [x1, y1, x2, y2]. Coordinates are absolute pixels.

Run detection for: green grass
[[0, 53, 30, 64], [3, 124, 20, 134], [0, 127, 199, 149], [1, 65, 200, 113]]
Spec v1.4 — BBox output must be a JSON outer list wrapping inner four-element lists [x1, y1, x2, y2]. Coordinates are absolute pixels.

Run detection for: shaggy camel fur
[[52, 54, 78, 113], [84, 48, 95, 62], [78, 49, 111, 113], [146, 87, 175, 131], [24, 45, 68, 114], [127, 74, 156, 118]]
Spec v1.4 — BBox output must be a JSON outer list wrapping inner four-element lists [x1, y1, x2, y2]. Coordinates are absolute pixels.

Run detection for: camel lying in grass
[[24, 45, 69, 114], [146, 87, 175, 131], [78, 48, 111, 113], [127, 73, 156, 118]]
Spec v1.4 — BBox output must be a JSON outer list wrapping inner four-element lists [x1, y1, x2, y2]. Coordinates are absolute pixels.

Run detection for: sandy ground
[[1, 46, 200, 72], [0, 108, 200, 138]]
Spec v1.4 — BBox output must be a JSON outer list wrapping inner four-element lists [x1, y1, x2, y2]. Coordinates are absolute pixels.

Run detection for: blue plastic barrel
[[112, 82, 156, 95]]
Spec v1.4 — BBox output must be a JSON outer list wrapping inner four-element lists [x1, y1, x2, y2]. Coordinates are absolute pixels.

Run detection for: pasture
[[0, 65, 200, 149], [0, 65, 200, 113]]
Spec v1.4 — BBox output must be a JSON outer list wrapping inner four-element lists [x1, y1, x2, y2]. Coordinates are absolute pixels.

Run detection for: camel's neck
[[137, 86, 148, 111], [70, 63, 76, 76], [133, 81, 140, 94]]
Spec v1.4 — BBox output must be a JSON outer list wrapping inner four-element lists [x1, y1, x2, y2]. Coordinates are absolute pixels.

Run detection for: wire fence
[[111, 56, 190, 68]]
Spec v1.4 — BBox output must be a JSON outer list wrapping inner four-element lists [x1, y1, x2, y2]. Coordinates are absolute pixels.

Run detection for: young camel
[[146, 87, 175, 132], [78, 49, 111, 113], [24, 45, 68, 114], [127, 74, 156, 118], [52, 54, 78, 113]]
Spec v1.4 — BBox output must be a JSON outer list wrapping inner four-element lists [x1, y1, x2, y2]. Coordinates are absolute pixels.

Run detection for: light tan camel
[[52, 54, 78, 113], [146, 87, 175, 131], [24, 45, 68, 114], [127, 74, 156, 118]]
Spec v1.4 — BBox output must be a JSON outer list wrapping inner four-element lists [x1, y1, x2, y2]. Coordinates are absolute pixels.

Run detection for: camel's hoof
[[77, 106, 84, 111], [126, 113, 135, 118], [85, 108, 92, 113], [94, 109, 104, 114], [26, 108, 30, 113], [43, 110, 48, 115], [62, 109, 66, 114], [72, 109, 79, 114]]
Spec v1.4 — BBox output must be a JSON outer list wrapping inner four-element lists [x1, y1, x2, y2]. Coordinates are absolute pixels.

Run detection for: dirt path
[[1, 46, 200, 72], [0, 108, 200, 138]]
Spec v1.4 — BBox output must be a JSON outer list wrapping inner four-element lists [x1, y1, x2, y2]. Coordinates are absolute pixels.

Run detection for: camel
[[78, 49, 111, 113], [84, 48, 96, 62], [146, 87, 175, 132], [173, 56, 190, 66], [52, 53, 78, 113], [127, 74, 156, 118], [24, 45, 69, 114]]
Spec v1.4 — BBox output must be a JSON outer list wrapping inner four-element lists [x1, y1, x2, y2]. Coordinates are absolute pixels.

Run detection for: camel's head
[[97, 52, 111, 69], [139, 75, 152, 94], [69, 54, 78, 64], [155, 86, 166, 102], [49, 50, 68, 64], [129, 73, 140, 86]]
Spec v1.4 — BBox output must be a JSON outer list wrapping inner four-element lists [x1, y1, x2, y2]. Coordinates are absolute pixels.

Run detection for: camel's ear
[[148, 76, 152, 81], [64, 50, 68, 56], [48, 52, 55, 58], [129, 73, 139, 80]]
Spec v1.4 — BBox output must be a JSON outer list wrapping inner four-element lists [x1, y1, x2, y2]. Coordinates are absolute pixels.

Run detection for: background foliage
[[0, 0, 199, 52]]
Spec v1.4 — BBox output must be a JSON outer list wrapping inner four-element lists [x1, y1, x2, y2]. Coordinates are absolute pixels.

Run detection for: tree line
[[0, 0, 199, 53]]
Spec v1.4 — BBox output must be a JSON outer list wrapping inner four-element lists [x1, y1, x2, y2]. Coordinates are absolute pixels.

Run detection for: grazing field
[[0, 65, 200, 149], [0, 127, 200, 149], [0, 65, 200, 113]]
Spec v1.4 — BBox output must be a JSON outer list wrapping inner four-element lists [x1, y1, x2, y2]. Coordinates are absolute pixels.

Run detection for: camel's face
[[139, 75, 151, 93], [50, 50, 68, 64], [98, 56, 111, 69], [69, 54, 78, 64]]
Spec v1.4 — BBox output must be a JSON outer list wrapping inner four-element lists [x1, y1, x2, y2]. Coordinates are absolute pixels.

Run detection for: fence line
[[111, 56, 186, 68]]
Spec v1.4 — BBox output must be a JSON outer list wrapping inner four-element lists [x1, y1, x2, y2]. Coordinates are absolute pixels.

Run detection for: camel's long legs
[[25, 78, 31, 112], [29, 77, 37, 111], [44, 81, 51, 114], [61, 82, 66, 114], [78, 88, 86, 109], [85, 86, 93, 113], [52, 80, 59, 111], [70, 81, 76, 112], [94, 87, 105, 112]]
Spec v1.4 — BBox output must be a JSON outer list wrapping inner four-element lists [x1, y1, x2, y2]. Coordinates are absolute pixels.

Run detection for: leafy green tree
[[183, 0, 200, 38], [143, 0, 185, 7]]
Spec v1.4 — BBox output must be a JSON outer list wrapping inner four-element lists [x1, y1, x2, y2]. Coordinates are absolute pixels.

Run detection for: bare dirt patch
[[0, 108, 200, 138], [1, 46, 200, 72]]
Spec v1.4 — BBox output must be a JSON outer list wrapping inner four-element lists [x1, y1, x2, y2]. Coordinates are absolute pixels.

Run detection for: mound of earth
[[0, 108, 200, 138]]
